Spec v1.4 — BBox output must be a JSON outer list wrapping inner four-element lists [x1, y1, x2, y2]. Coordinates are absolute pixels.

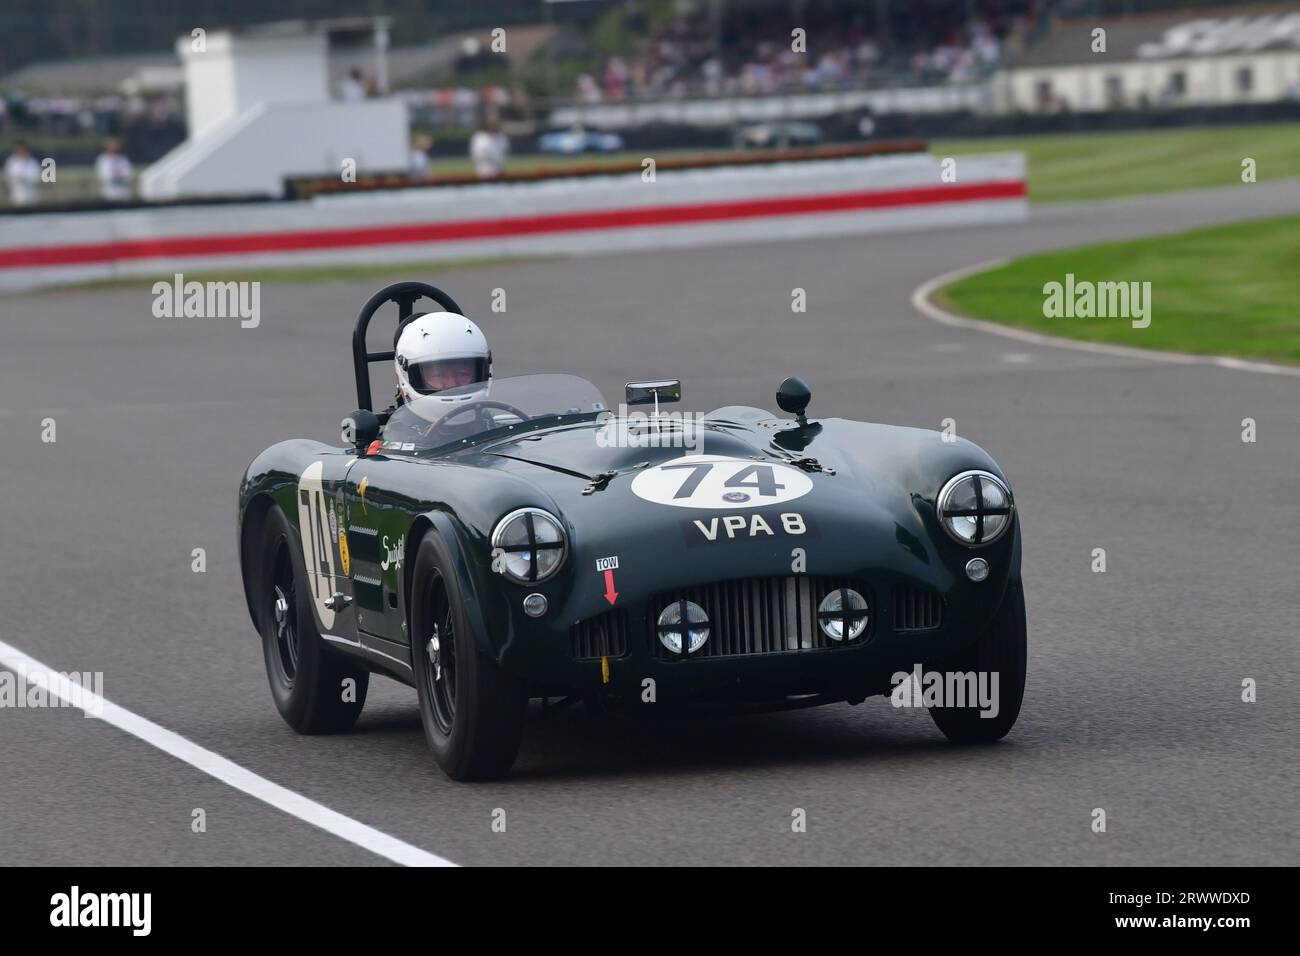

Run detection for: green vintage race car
[[238, 282, 1026, 780]]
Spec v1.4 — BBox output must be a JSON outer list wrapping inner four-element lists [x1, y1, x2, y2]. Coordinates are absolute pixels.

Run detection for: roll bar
[[352, 281, 466, 411]]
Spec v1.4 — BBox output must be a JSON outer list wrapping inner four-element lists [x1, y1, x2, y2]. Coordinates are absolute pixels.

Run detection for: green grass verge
[[935, 215, 1300, 364], [933, 122, 1300, 202]]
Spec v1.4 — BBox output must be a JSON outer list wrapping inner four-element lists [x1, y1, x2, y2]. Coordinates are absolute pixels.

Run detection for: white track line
[[911, 259, 1300, 378], [0, 638, 456, 867]]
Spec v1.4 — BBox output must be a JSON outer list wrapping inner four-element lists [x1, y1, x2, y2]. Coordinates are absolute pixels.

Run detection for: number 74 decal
[[297, 461, 339, 629], [630, 455, 813, 510]]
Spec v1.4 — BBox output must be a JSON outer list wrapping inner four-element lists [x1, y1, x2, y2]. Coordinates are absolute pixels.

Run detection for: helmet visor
[[407, 357, 489, 394]]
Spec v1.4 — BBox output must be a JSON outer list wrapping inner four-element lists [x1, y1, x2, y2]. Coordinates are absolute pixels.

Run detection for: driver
[[383, 311, 496, 447], [395, 311, 491, 401]]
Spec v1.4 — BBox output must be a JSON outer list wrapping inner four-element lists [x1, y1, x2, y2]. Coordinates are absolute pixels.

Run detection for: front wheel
[[258, 506, 369, 734], [411, 532, 525, 781], [927, 580, 1026, 744]]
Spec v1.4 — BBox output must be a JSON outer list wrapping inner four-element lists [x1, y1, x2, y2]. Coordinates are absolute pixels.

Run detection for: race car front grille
[[571, 610, 629, 660], [648, 576, 873, 660], [893, 585, 943, 631]]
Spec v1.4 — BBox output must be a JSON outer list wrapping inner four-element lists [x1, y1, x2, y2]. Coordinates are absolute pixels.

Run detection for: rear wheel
[[412, 532, 526, 781], [259, 506, 369, 734], [927, 580, 1026, 744]]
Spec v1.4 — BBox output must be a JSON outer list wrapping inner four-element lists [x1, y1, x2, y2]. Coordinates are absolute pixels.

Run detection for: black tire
[[258, 506, 368, 734], [411, 532, 526, 781], [927, 580, 1026, 744]]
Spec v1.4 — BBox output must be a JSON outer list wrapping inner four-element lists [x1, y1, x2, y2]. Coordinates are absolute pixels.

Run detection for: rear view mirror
[[625, 380, 682, 408]]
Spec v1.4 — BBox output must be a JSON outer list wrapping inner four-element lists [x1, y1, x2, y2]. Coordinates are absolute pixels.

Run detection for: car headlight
[[491, 508, 567, 584], [656, 600, 710, 655], [936, 470, 1013, 547], [817, 588, 869, 641]]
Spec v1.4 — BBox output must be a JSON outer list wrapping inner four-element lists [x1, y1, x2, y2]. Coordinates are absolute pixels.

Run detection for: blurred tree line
[[0, 0, 575, 75]]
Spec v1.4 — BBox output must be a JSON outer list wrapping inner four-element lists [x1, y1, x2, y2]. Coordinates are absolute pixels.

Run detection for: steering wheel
[[425, 400, 531, 434]]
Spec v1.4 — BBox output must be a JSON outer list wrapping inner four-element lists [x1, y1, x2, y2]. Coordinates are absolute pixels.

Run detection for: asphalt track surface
[[2, 180, 1298, 866]]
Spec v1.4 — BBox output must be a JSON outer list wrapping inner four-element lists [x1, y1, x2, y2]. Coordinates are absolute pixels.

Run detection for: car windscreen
[[381, 373, 608, 452]]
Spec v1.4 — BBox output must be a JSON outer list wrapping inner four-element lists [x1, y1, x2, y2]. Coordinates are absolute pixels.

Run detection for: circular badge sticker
[[630, 455, 813, 509]]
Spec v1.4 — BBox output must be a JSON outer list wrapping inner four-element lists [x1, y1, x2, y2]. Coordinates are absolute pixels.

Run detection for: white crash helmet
[[394, 311, 491, 403]]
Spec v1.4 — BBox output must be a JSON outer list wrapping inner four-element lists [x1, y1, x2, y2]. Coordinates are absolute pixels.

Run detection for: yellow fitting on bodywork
[[601, 656, 610, 684]]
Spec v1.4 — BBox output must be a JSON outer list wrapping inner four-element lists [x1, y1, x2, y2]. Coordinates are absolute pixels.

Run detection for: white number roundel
[[630, 455, 813, 509]]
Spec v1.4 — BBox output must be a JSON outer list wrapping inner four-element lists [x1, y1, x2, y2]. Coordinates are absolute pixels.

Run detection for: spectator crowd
[[0, 89, 180, 137], [573, 1, 1053, 103]]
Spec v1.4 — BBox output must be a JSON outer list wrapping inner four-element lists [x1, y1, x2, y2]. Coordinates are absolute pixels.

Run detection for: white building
[[141, 18, 408, 200], [992, 6, 1300, 113]]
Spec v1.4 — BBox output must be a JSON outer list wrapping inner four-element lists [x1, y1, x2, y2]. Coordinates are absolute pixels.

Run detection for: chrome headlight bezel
[[490, 507, 567, 584], [936, 470, 1014, 548]]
